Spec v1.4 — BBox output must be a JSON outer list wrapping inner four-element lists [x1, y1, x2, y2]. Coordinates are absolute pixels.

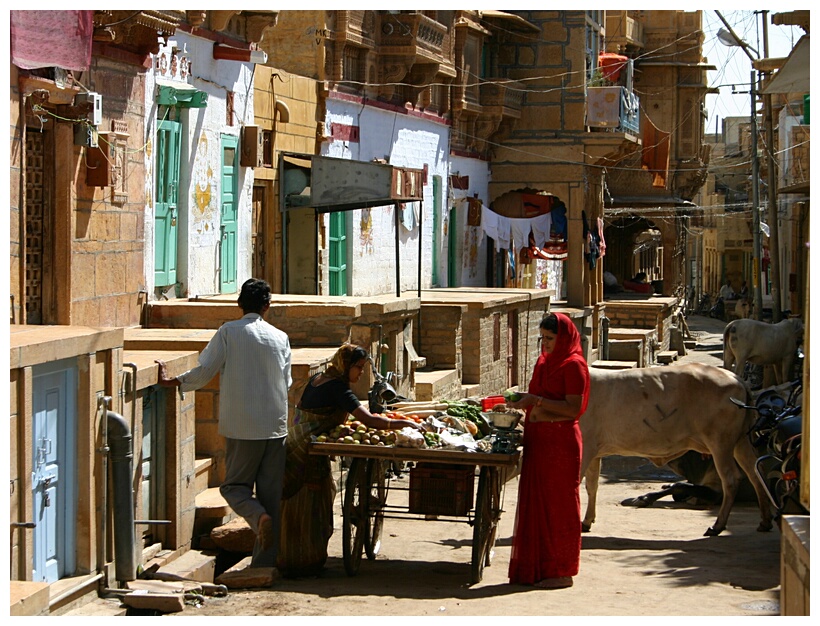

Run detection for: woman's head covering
[[541, 313, 584, 370], [536, 312, 590, 416], [326, 342, 369, 381]]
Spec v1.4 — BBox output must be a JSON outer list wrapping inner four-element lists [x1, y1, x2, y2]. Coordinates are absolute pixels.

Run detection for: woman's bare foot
[[534, 576, 573, 589]]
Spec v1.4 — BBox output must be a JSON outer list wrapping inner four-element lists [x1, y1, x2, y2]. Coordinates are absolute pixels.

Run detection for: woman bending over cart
[[277, 343, 421, 578]]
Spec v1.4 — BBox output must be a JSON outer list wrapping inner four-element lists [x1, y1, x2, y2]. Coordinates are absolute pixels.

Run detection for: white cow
[[723, 317, 804, 384], [734, 298, 752, 319], [580, 363, 773, 537]]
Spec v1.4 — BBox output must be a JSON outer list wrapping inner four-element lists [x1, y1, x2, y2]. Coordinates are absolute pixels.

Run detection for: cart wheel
[[365, 459, 388, 560], [470, 466, 501, 584], [342, 458, 368, 576]]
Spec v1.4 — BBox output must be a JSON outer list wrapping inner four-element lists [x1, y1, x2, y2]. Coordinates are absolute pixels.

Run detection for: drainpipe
[[96, 396, 111, 586], [107, 409, 137, 584]]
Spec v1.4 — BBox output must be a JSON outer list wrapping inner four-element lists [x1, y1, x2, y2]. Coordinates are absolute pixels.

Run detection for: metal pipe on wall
[[107, 410, 137, 584], [96, 395, 112, 587]]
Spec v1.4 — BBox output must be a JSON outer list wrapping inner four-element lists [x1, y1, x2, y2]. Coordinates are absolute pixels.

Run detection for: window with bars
[[343, 46, 364, 89], [585, 11, 604, 83]]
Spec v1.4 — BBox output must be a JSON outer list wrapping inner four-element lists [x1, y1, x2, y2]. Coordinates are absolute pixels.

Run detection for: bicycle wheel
[[470, 467, 501, 584]]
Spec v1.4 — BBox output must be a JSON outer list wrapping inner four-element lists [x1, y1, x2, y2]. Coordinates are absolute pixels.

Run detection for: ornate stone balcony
[[375, 12, 455, 103], [479, 79, 524, 119], [379, 12, 454, 69]]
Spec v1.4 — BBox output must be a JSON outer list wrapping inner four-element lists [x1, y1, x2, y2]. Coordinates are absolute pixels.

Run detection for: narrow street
[[162, 315, 782, 617]]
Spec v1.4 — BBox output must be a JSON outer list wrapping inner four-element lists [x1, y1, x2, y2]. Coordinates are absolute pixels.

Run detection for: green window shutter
[[220, 134, 238, 293], [329, 211, 347, 296], [432, 176, 441, 286], [154, 118, 181, 287]]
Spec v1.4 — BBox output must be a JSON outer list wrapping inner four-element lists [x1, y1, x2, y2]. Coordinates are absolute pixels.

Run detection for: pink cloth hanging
[[11, 11, 94, 71]]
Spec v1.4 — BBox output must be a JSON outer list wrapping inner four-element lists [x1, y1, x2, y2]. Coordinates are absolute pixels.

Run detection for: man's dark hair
[[237, 278, 271, 313]]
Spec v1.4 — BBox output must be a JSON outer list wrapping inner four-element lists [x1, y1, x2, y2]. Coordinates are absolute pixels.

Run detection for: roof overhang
[[604, 195, 696, 209], [279, 153, 424, 213], [762, 35, 810, 94], [480, 10, 541, 35], [155, 79, 208, 108]]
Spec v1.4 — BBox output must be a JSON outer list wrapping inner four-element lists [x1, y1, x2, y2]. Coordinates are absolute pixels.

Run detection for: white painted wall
[[323, 101, 450, 296], [449, 154, 490, 287], [144, 33, 255, 299]]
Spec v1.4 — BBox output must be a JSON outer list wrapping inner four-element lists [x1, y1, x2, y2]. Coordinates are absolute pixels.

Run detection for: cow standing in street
[[579, 363, 773, 537], [723, 317, 804, 384]]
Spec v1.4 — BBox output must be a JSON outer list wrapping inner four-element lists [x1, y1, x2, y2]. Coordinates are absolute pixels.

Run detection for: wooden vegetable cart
[[309, 443, 521, 584]]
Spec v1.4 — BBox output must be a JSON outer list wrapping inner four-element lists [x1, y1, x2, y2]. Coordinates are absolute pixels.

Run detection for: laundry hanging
[[481, 205, 511, 252]]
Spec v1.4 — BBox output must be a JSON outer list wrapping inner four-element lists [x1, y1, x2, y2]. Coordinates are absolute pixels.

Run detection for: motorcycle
[[709, 296, 725, 320], [730, 380, 807, 519]]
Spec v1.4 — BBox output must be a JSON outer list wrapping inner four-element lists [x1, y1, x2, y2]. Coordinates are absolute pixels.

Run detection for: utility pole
[[715, 10, 768, 321], [762, 12, 782, 322], [750, 71, 764, 321]]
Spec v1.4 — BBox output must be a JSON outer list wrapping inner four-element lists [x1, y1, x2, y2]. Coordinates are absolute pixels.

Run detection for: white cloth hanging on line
[[482, 208, 552, 253], [481, 205, 511, 252]]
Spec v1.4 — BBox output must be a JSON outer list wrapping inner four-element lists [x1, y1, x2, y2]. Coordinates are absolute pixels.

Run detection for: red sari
[[508, 313, 590, 585]]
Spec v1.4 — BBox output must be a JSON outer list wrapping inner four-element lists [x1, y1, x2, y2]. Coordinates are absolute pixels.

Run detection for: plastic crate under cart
[[409, 463, 475, 516]]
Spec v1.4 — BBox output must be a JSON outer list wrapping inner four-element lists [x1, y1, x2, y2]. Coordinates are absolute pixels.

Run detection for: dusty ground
[[173, 461, 781, 617], [167, 316, 782, 617]]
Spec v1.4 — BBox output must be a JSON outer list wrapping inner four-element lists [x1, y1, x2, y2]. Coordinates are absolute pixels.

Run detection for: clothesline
[[477, 203, 553, 254]]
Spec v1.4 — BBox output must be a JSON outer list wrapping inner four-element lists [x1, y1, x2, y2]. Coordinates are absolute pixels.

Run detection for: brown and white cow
[[580, 363, 773, 537], [723, 317, 804, 384]]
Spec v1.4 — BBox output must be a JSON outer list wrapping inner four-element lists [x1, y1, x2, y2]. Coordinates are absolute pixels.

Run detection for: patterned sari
[[277, 404, 348, 578]]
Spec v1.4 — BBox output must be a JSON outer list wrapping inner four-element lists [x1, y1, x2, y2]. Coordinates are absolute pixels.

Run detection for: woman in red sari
[[507, 312, 590, 589]]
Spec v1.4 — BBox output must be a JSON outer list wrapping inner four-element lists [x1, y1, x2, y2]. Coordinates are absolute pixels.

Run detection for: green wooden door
[[432, 176, 441, 286], [329, 211, 347, 295], [448, 204, 458, 287], [220, 134, 238, 293], [154, 118, 181, 287]]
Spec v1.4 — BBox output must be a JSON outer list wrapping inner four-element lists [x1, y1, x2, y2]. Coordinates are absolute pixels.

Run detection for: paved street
[[675, 313, 728, 367]]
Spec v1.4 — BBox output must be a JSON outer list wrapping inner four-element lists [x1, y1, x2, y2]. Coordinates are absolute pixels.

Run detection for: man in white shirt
[[157, 278, 292, 569], [719, 280, 735, 301]]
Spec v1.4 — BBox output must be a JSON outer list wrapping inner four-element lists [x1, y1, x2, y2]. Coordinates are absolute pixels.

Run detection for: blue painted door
[[220, 134, 238, 293], [155, 117, 181, 287], [140, 387, 167, 547], [32, 360, 77, 583]]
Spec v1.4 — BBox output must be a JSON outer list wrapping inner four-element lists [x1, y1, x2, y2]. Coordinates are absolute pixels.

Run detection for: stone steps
[[195, 457, 213, 493], [152, 549, 217, 583], [413, 368, 462, 401], [9, 581, 50, 616], [194, 487, 237, 546], [656, 350, 679, 364], [591, 360, 639, 370]]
